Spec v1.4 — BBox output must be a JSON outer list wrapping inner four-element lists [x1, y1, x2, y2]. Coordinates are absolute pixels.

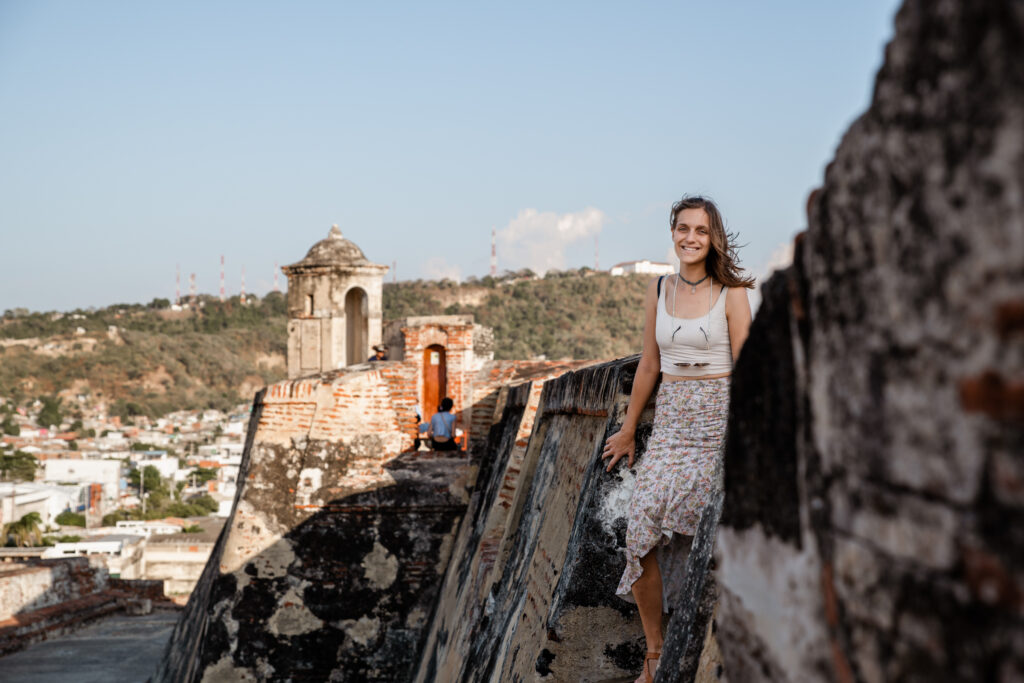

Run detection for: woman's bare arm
[[725, 286, 752, 362], [602, 277, 662, 471]]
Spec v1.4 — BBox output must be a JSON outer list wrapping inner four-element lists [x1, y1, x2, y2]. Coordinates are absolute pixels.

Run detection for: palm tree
[[3, 511, 43, 547]]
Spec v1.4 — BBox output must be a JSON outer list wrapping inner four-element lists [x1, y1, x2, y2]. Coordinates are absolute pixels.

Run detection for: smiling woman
[[601, 195, 754, 682]]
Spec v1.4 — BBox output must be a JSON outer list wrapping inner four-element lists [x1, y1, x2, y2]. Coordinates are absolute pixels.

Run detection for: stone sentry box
[[283, 225, 389, 378]]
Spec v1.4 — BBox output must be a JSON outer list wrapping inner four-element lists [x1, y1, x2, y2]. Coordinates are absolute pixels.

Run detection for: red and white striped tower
[[273, 262, 280, 293], [240, 266, 246, 305], [219, 255, 226, 302], [189, 273, 197, 306], [175, 264, 181, 304], [490, 226, 497, 277]]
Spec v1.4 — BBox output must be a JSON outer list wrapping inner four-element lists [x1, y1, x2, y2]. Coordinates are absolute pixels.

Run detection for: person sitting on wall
[[367, 344, 389, 362], [428, 397, 459, 451], [413, 409, 429, 450]]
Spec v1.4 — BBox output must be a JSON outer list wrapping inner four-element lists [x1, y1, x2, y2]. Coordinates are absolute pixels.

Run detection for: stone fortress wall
[[155, 1, 1023, 680], [714, 0, 1024, 680]]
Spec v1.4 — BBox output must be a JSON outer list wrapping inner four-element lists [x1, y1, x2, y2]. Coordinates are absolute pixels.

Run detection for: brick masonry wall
[[0, 558, 108, 620], [467, 360, 597, 457]]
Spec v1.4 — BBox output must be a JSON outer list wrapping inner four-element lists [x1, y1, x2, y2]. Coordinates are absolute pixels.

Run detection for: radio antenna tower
[[594, 234, 600, 271], [490, 227, 497, 277], [219, 255, 226, 302], [273, 262, 280, 292], [392, 260, 397, 283], [240, 266, 246, 305], [189, 273, 197, 306], [175, 264, 181, 304]]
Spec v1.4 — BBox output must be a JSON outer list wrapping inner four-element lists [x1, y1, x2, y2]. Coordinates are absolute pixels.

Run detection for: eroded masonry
[[156, 0, 1023, 680]]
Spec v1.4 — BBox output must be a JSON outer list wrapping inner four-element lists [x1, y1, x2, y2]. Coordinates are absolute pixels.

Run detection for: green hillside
[[0, 294, 289, 417], [0, 270, 651, 417], [384, 270, 648, 360]]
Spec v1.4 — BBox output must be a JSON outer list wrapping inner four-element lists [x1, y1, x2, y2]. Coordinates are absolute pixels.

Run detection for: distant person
[[428, 397, 458, 451], [601, 195, 753, 682], [367, 344, 388, 362], [413, 409, 429, 450]]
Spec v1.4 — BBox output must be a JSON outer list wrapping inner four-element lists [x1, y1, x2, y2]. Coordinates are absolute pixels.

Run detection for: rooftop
[[0, 611, 180, 682]]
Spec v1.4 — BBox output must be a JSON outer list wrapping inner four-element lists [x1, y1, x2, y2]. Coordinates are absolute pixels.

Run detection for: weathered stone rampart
[[152, 369, 474, 681], [715, 1, 1024, 680]]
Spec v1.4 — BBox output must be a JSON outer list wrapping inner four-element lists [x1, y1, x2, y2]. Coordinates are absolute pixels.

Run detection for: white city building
[[43, 459, 123, 506], [130, 453, 179, 480], [0, 482, 79, 527], [609, 260, 675, 277]]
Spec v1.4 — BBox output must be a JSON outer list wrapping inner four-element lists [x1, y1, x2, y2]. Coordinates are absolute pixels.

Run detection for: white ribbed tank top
[[655, 277, 733, 377]]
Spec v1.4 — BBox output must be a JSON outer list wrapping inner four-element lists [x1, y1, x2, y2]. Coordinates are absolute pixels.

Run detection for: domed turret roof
[[293, 225, 369, 267]]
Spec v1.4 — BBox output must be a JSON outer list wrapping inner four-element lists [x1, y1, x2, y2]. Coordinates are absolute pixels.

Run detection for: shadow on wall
[[165, 456, 470, 681]]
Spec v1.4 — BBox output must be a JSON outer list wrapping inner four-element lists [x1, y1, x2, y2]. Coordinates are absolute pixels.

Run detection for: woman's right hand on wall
[[602, 428, 636, 471]]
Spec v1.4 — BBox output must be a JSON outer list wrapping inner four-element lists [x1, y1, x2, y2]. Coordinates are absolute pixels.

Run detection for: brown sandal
[[634, 651, 660, 683]]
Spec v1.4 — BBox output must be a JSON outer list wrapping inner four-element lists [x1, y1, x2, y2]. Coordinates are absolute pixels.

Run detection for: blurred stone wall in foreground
[[716, 1, 1024, 680]]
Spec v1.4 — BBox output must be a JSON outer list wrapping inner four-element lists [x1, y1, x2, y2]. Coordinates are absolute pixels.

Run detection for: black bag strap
[[657, 275, 665, 298]]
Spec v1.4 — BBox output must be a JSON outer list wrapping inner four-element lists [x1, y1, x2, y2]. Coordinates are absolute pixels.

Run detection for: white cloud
[[496, 207, 606, 275], [423, 257, 462, 282]]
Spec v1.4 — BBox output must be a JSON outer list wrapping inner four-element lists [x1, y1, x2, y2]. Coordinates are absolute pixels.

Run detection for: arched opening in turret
[[345, 287, 368, 365]]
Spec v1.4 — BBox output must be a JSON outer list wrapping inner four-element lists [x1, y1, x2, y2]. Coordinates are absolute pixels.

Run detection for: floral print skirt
[[616, 377, 730, 598]]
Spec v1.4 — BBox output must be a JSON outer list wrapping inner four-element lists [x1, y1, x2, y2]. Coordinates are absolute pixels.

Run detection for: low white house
[[115, 519, 182, 536], [42, 533, 146, 579], [0, 482, 78, 527], [195, 443, 243, 461], [130, 453, 179, 480], [609, 260, 675, 277]]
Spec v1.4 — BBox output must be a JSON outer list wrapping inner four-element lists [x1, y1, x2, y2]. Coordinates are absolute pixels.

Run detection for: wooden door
[[422, 344, 447, 420]]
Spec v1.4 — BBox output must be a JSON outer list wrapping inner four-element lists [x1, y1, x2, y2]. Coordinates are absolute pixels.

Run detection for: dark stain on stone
[[995, 300, 1024, 338], [534, 648, 555, 676], [961, 545, 1023, 609], [603, 639, 643, 673]]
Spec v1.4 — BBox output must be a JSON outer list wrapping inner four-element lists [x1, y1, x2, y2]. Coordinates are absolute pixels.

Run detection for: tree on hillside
[[1, 415, 19, 436], [3, 512, 43, 547], [191, 467, 218, 485], [0, 451, 38, 482], [36, 395, 62, 429], [129, 464, 165, 495]]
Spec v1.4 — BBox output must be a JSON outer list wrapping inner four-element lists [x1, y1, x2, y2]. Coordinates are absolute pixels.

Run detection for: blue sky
[[0, 1, 900, 311]]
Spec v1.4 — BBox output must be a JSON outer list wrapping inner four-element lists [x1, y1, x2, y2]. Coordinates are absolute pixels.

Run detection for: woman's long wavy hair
[[670, 195, 755, 289]]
